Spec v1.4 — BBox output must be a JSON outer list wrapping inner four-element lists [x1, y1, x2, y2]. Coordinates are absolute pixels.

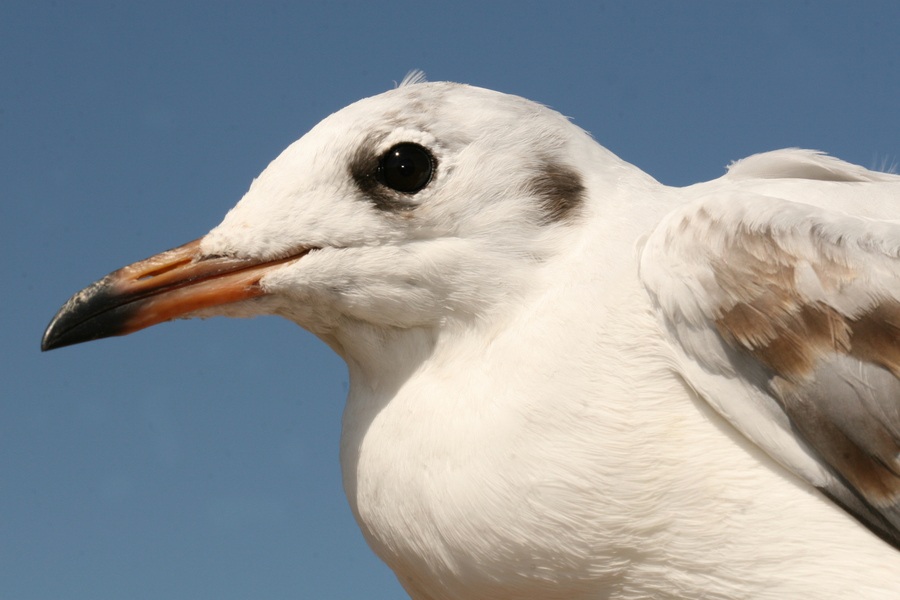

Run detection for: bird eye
[[377, 143, 434, 194]]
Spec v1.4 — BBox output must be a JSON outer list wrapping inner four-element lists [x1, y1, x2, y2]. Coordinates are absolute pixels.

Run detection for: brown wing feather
[[709, 223, 900, 544]]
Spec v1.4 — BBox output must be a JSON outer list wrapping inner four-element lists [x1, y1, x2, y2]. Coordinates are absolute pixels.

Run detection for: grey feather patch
[[773, 359, 900, 507]]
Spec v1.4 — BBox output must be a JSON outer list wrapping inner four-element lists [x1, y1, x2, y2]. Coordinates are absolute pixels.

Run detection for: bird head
[[42, 80, 604, 362]]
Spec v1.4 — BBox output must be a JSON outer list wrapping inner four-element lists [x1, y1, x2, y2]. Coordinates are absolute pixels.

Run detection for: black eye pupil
[[378, 143, 434, 193]]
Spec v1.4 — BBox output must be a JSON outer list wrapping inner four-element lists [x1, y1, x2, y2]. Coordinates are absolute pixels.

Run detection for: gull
[[43, 74, 900, 599]]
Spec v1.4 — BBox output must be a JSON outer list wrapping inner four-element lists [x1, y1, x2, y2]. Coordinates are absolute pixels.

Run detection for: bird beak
[[41, 238, 308, 351]]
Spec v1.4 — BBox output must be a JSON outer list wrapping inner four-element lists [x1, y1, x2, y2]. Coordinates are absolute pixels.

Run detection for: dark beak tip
[[40, 278, 130, 352], [41, 312, 122, 352], [41, 304, 70, 352], [40, 331, 54, 352], [41, 308, 81, 352], [40, 320, 71, 352]]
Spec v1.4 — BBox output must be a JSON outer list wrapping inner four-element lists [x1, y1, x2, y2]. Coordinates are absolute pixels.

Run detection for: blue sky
[[4, 2, 899, 599]]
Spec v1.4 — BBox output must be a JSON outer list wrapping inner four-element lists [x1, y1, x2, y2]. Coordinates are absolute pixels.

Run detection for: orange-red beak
[[42, 239, 308, 351]]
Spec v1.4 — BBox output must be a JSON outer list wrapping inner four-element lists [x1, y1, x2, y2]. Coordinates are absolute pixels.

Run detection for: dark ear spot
[[530, 163, 586, 224]]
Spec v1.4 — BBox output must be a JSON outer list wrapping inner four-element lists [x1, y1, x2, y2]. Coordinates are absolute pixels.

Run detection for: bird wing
[[639, 150, 900, 548]]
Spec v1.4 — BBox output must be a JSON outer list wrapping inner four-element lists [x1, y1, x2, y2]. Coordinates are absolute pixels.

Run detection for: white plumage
[[44, 78, 900, 599]]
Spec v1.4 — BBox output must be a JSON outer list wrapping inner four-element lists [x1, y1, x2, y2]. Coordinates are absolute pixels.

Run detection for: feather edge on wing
[[725, 149, 900, 183]]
